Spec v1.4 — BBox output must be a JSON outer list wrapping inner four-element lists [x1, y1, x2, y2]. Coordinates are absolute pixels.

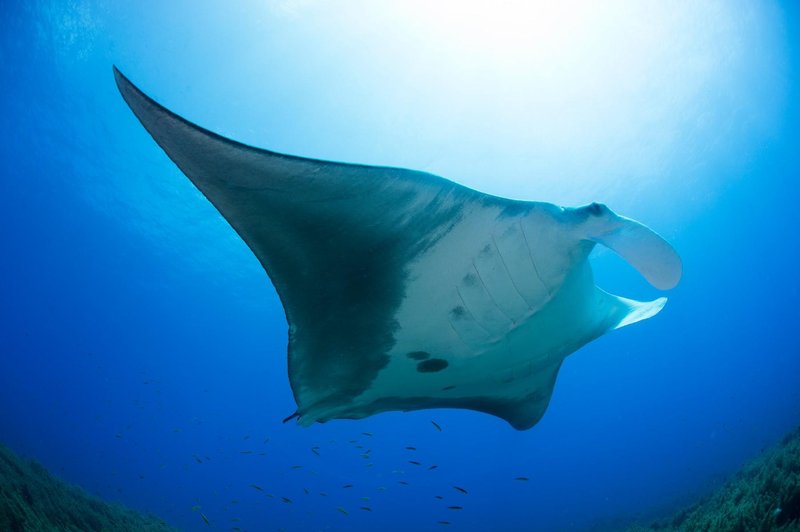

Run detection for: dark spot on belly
[[450, 306, 466, 319], [406, 351, 430, 361], [417, 358, 449, 373]]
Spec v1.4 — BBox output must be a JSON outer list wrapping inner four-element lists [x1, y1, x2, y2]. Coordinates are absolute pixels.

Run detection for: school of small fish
[[120, 406, 533, 530]]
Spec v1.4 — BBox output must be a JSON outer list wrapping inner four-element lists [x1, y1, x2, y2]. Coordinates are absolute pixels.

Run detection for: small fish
[[438, 521, 451, 526], [431, 420, 442, 432], [377, 486, 386, 491], [362, 432, 373, 437], [360, 496, 370, 501], [194, 455, 203, 464], [348, 440, 358, 444], [398, 481, 409, 486], [231, 518, 240, 522], [360, 454, 370, 459], [230, 501, 238, 505], [250, 484, 263, 491], [337, 507, 349, 515], [231, 528, 241, 531], [447, 506, 463, 510], [263, 437, 270, 444], [360, 507, 372, 512], [303, 487, 309, 495], [453, 486, 468, 494], [311, 447, 320, 456], [441, 385, 456, 391], [409, 460, 421, 466], [319, 492, 329, 496], [290, 465, 303, 470], [355, 445, 364, 449], [514, 476, 529, 481], [405, 446, 417, 451], [266, 493, 274, 499], [191, 505, 201, 511], [428, 465, 438, 470], [200, 512, 210, 526], [281, 497, 292, 504], [434, 495, 444, 500], [342, 484, 353, 489], [239, 451, 253, 455]]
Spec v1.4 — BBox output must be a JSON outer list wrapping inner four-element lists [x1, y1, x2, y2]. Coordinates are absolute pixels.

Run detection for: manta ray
[[114, 67, 681, 430]]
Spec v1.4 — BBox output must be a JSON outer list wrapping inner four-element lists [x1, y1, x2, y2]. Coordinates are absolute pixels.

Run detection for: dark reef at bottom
[[629, 426, 800, 531], [0, 443, 175, 532]]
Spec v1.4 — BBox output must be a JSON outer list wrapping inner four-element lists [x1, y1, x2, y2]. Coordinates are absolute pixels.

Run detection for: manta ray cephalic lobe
[[113, 66, 681, 430]]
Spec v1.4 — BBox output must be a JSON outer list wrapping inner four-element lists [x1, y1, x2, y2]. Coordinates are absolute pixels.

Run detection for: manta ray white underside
[[114, 67, 681, 430]]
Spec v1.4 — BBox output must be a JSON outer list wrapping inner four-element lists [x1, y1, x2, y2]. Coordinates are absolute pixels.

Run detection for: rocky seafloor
[[0, 443, 175, 532], [629, 426, 800, 531], [4, 425, 800, 531]]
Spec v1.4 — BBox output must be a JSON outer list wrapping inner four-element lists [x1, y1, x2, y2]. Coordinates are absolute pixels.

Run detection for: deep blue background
[[2, 2, 799, 531]]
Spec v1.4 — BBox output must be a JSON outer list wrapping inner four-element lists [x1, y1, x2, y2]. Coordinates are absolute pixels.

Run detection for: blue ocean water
[[1, 2, 798, 531]]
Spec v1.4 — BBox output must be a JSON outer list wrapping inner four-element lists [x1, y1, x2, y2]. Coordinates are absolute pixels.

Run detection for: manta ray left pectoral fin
[[112, 66, 485, 422]]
